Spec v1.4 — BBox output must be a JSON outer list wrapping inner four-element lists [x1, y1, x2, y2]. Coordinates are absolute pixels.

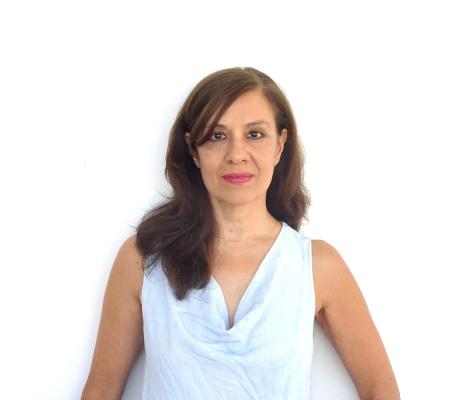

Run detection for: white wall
[[1, 0, 448, 399]]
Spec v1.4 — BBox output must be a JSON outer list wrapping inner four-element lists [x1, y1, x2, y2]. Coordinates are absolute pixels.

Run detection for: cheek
[[197, 158, 219, 184], [256, 152, 277, 169], [197, 146, 276, 176]]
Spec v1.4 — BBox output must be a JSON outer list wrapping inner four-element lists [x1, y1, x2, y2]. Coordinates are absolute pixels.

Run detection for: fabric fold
[[140, 221, 315, 400]]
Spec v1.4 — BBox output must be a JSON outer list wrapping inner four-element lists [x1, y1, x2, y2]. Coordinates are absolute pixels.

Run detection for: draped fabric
[[140, 221, 315, 400]]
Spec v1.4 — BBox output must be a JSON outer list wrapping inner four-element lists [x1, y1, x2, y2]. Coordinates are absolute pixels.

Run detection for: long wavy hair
[[134, 67, 311, 300]]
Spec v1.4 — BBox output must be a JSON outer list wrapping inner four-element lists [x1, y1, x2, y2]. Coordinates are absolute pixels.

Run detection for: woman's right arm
[[81, 235, 145, 400]]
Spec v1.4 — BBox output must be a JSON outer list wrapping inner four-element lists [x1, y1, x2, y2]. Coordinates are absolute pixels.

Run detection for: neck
[[214, 217, 280, 244]]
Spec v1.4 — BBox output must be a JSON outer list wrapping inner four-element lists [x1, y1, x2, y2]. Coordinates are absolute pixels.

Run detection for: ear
[[185, 132, 200, 168], [185, 132, 194, 156], [185, 132, 191, 146], [275, 129, 287, 165]]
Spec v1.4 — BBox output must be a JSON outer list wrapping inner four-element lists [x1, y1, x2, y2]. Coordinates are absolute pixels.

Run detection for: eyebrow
[[212, 120, 269, 128]]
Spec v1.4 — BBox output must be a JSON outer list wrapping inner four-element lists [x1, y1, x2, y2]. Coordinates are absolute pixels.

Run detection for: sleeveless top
[[140, 221, 315, 400]]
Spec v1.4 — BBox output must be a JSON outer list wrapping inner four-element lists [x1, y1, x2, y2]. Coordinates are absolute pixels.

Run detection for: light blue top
[[140, 221, 315, 399]]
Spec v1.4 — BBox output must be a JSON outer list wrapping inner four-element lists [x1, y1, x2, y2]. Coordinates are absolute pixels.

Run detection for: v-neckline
[[209, 221, 286, 332]]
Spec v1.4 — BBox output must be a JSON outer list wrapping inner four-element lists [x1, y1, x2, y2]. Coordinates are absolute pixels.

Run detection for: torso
[[136, 233, 324, 322], [209, 240, 274, 329], [208, 225, 323, 329]]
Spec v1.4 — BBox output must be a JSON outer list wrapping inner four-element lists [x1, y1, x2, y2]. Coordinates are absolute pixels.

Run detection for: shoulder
[[113, 234, 145, 303], [311, 239, 350, 320], [311, 239, 341, 266], [311, 240, 398, 396], [118, 234, 145, 269]]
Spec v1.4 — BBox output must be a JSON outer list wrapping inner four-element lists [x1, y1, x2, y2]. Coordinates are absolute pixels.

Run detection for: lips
[[222, 173, 253, 178], [222, 173, 253, 184]]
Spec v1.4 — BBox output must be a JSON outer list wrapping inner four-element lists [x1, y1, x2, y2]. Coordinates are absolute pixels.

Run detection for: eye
[[209, 130, 265, 141], [248, 130, 264, 139], [210, 131, 226, 141]]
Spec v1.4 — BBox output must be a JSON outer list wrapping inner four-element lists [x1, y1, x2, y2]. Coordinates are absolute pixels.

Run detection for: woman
[[81, 67, 400, 399]]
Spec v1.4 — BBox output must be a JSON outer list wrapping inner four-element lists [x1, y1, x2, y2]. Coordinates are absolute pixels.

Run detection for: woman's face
[[185, 89, 287, 207]]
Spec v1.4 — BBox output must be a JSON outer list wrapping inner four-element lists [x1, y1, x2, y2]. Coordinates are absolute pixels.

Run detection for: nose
[[224, 136, 249, 164]]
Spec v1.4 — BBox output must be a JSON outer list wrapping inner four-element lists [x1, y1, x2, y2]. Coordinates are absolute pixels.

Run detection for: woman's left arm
[[312, 240, 401, 400]]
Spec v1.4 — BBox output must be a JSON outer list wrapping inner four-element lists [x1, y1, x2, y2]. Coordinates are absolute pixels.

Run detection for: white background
[[1, 0, 449, 399]]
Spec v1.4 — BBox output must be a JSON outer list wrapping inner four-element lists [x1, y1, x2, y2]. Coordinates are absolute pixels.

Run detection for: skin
[[81, 89, 400, 399], [185, 89, 287, 243]]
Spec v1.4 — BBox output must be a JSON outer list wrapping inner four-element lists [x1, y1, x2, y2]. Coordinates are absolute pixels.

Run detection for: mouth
[[222, 174, 253, 184], [222, 173, 253, 178]]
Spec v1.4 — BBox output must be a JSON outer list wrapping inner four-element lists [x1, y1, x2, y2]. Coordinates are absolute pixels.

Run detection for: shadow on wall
[[311, 320, 359, 399], [122, 348, 145, 399], [121, 320, 359, 399]]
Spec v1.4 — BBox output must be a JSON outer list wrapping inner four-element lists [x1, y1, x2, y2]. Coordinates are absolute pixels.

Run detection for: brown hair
[[134, 67, 311, 300]]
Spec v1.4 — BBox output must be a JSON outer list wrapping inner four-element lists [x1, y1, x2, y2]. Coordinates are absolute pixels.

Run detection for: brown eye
[[208, 130, 264, 141], [210, 131, 226, 141], [248, 130, 264, 139]]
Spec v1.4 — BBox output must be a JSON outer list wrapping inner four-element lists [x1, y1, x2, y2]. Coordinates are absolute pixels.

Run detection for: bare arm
[[81, 235, 144, 400], [312, 240, 400, 400]]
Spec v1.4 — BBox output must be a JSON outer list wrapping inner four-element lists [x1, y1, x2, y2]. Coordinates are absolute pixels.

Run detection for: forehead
[[213, 119, 270, 129], [209, 90, 275, 128]]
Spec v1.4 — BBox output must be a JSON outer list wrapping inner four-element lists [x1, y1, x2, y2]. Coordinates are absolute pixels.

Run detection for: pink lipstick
[[222, 173, 253, 184]]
